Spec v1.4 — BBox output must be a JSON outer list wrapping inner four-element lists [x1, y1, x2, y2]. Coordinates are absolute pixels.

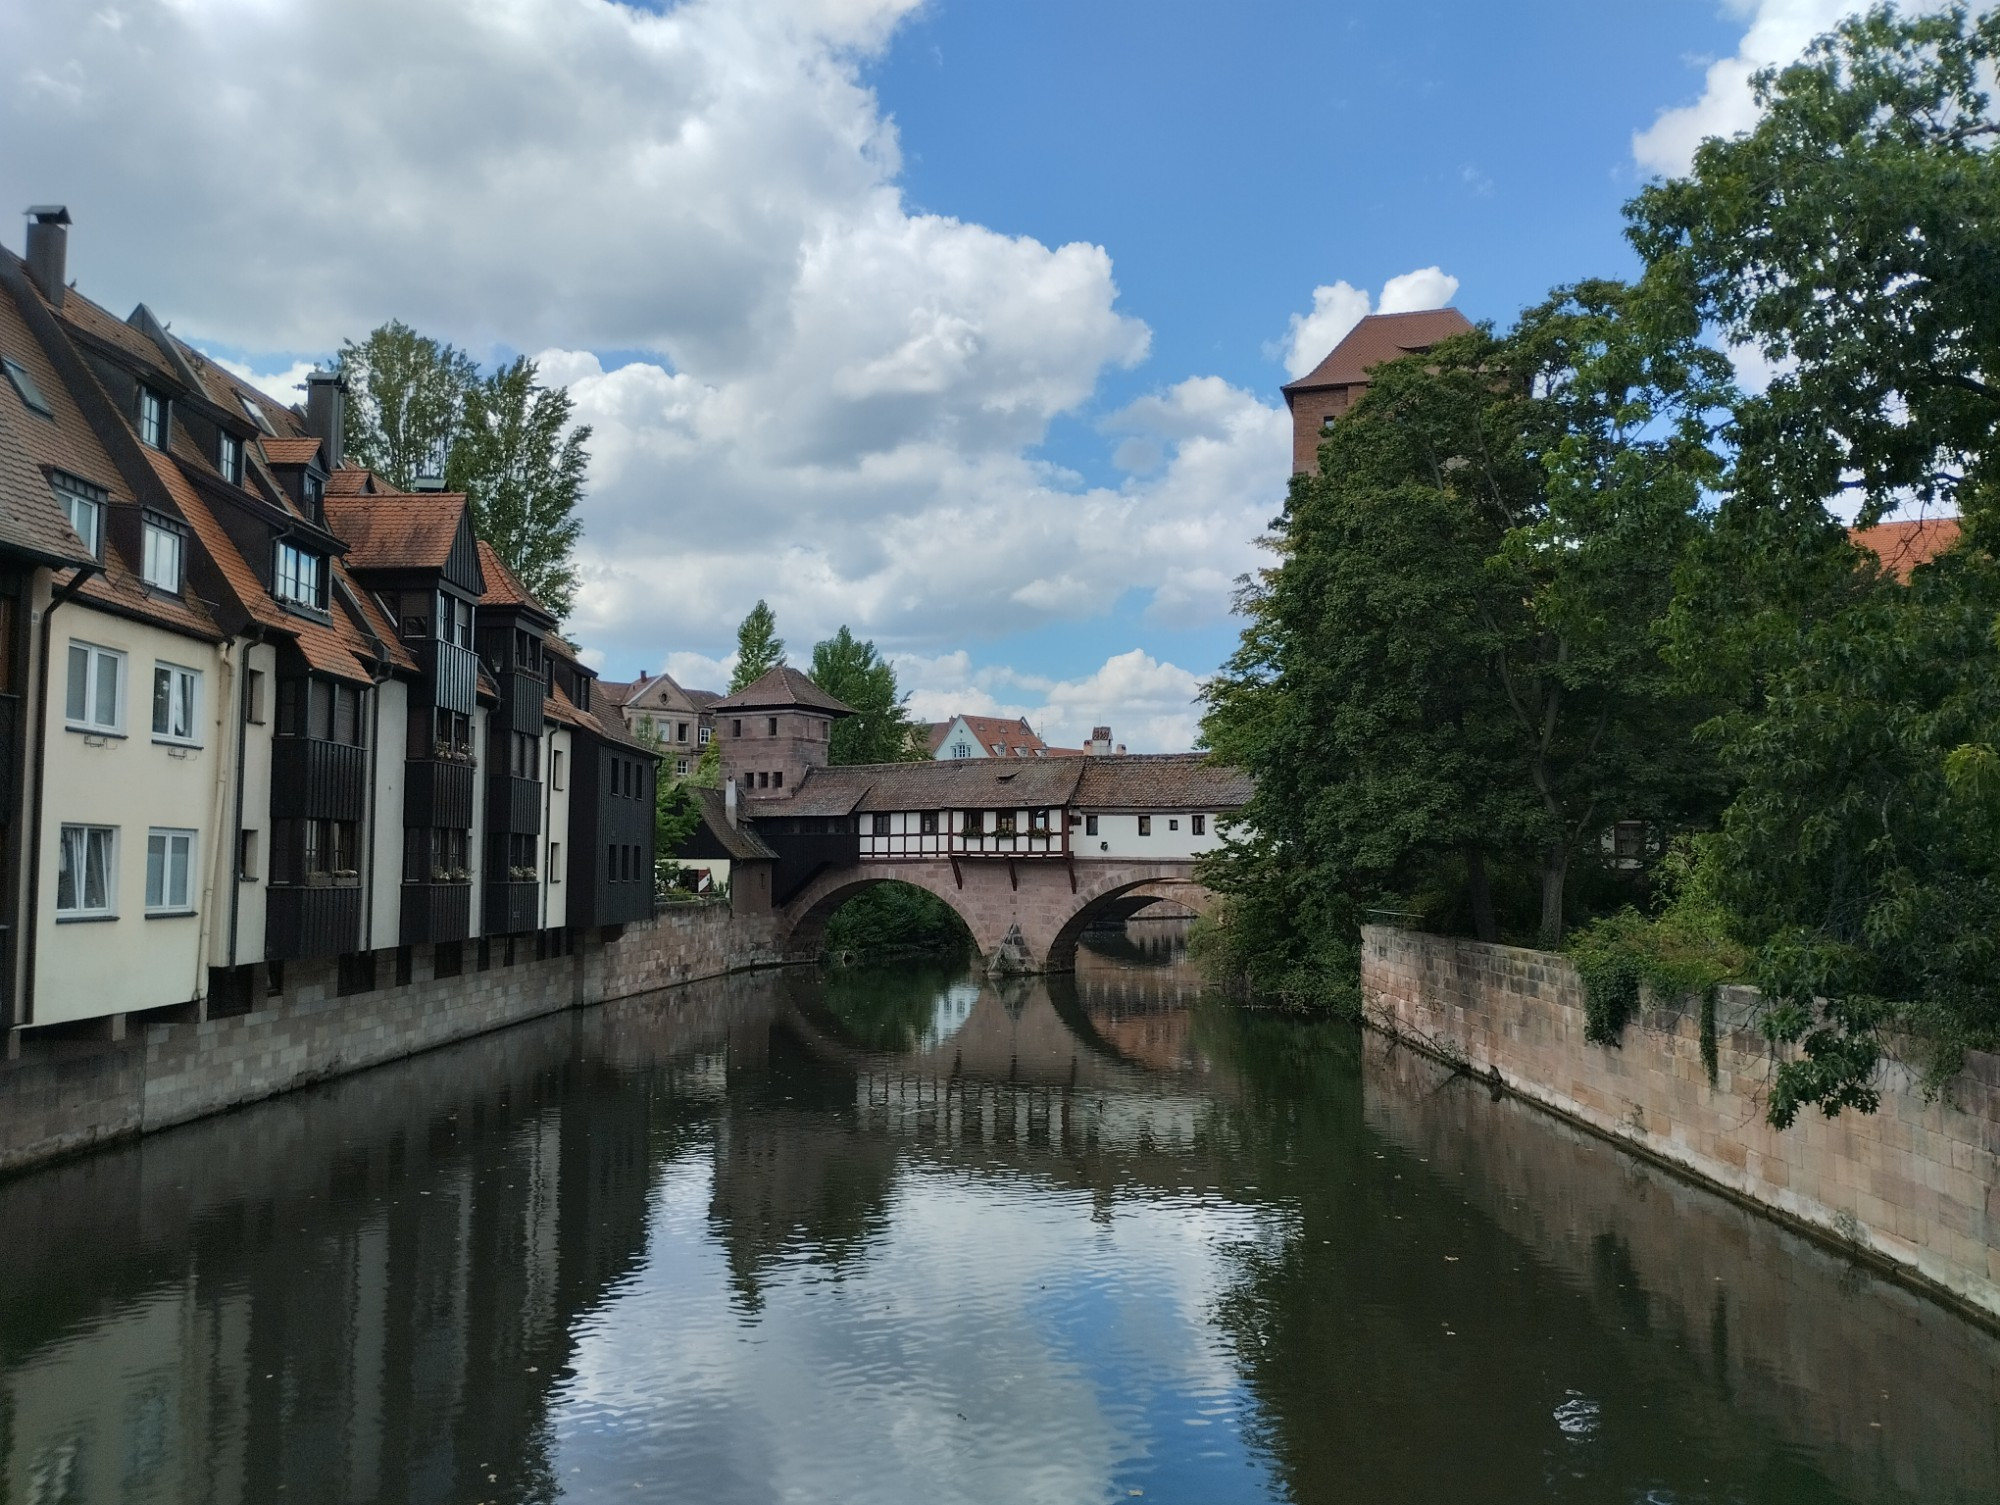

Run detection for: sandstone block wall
[[1360, 924, 2000, 1324], [0, 902, 786, 1174]]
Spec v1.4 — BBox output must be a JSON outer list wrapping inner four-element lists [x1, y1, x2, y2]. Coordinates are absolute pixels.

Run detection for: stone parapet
[[1360, 924, 2000, 1324]]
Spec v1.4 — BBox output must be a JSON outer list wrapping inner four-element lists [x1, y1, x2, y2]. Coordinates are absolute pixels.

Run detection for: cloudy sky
[[1, 0, 1883, 749]]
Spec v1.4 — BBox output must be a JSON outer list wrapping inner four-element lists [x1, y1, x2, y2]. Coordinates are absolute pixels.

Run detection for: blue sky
[[1, 0, 1857, 748]]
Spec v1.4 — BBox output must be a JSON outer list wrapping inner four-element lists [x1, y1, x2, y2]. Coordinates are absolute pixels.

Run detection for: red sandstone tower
[[1281, 307, 1473, 475]]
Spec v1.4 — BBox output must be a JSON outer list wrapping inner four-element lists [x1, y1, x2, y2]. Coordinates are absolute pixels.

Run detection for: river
[[1, 920, 1993, 1504]]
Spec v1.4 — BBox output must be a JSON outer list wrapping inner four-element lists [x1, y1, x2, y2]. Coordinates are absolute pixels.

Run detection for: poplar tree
[[810, 626, 920, 765], [729, 601, 785, 690]]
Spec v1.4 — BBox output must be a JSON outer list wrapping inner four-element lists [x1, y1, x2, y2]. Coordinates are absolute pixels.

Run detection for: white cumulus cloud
[[896, 647, 1208, 753], [1277, 267, 1459, 380]]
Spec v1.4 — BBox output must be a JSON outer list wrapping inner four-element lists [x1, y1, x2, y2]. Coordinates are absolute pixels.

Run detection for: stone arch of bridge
[[780, 860, 1217, 974]]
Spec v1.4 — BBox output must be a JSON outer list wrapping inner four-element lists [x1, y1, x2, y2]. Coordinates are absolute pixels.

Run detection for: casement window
[[57, 824, 116, 918], [767, 716, 779, 736], [1191, 814, 1206, 836], [731, 719, 742, 738], [920, 811, 939, 835], [48, 473, 103, 558], [962, 810, 985, 837], [676, 721, 688, 742], [273, 540, 325, 608], [2, 356, 52, 417], [675, 757, 689, 777], [1085, 814, 1099, 836], [1030, 808, 1050, 833], [509, 731, 538, 779], [276, 676, 365, 744], [65, 640, 124, 732], [1137, 815, 1153, 836], [772, 770, 783, 788], [994, 811, 1017, 838], [218, 431, 243, 484], [952, 742, 971, 759], [699, 725, 712, 746], [272, 818, 358, 883], [151, 662, 200, 745], [145, 828, 195, 913], [405, 826, 468, 882], [141, 515, 184, 593], [139, 387, 168, 449], [438, 592, 473, 647]]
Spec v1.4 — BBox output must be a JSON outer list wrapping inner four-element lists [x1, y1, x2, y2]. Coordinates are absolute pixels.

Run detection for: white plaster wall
[[35, 605, 228, 1023], [468, 705, 487, 937], [221, 641, 277, 969], [366, 678, 408, 951], [540, 726, 571, 930], [1071, 810, 1223, 861]]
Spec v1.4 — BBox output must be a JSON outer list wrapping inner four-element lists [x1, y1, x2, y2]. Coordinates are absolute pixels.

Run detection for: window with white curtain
[[146, 828, 195, 913], [152, 662, 200, 745], [57, 824, 116, 917], [49, 473, 102, 558], [142, 517, 183, 592]]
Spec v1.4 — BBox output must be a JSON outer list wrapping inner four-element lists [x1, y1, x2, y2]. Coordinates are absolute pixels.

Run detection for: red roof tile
[[710, 664, 854, 715], [260, 437, 325, 467], [324, 489, 469, 571], [475, 539, 554, 622], [1851, 517, 1963, 580], [1282, 308, 1474, 393]]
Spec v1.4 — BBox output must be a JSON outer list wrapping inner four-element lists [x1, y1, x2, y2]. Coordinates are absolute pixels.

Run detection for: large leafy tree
[[1623, 4, 2000, 1121], [1199, 284, 1724, 1004], [810, 626, 920, 765], [729, 600, 785, 690], [447, 357, 590, 619], [337, 320, 477, 488]]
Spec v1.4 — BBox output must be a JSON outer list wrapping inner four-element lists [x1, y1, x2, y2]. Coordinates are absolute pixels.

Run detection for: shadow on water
[[0, 921, 1992, 1504]]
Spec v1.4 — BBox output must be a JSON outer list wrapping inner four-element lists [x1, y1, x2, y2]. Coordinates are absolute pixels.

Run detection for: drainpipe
[[192, 635, 238, 1012], [21, 565, 102, 1028], [540, 725, 555, 932], [226, 629, 263, 969], [361, 670, 383, 952]]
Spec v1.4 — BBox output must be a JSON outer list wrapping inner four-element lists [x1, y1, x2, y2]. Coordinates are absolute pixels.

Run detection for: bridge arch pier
[[779, 860, 1215, 975]]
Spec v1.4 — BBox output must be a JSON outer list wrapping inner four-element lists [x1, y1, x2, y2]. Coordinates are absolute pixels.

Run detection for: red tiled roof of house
[[325, 466, 378, 496], [1851, 517, 1963, 580], [260, 437, 324, 467], [474, 539, 553, 622], [324, 489, 468, 571], [1073, 754, 1252, 810], [710, 664, 854, 715], [1282, 308, 1474, 393], [928, 713, 1054, 757]]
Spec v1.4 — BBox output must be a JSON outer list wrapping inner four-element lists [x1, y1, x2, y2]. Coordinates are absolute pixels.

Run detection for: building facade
[[0, 207, 660, 1043], [1281, 308, 1472, 474]]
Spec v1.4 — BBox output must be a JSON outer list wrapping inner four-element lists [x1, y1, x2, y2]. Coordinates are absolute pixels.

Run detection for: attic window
[[49, 473, 104, 558], [139, 387, 168, 450], [142, 514, 185, 593], [237, 392, 274, 435], [274, 540, 326, 608], [2, 357, 52, 417], [219, 431, 243, 485]]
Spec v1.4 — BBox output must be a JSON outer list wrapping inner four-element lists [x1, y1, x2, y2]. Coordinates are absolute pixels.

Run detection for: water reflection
[[0, 924, 1993, 1504]]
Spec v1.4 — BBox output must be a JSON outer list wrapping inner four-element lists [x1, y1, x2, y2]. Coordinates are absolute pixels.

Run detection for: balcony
[[266, 882, 363, 961], [501, 669, 544, 733], [271, 737, 368, 822], [483, 878, 539, 936], [400, 881, 472, 945], [430, 639, 479, 716], [487, 774, 542, 835], [405, 757, 475, 830]]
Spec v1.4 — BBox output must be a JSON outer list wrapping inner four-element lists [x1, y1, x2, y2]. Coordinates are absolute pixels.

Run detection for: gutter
[[21, 565, 103, 1029]]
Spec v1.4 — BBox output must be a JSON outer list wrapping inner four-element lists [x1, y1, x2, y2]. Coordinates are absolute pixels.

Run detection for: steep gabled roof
[[474, 540, 555, 625], [927, 713, 1052, 757], [683, 786, 779, 861], [709, 664, 854, 716], [260, 437, 325, 468], [1851, 516, 1963, 580], [324, 489, 477, 576], [1282, 308, 1474, 394]]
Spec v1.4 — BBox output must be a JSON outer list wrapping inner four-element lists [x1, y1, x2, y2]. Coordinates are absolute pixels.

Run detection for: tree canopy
[[811, 626, 920, 765], [729, 600, 785, 691]]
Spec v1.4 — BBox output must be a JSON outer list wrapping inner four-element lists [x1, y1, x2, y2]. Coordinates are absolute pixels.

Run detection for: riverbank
[[0, 903, 783, 1174], [1361, 923, 2000, 1329]]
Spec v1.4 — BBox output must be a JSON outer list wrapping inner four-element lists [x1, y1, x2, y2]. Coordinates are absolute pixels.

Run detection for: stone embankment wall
[[0, 902, 784, 1174], [1361, 924, 2000, 1325]]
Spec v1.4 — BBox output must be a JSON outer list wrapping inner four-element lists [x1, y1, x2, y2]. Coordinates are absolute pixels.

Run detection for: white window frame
[[145, 828, 196, 914], [49, 474, 102, 558], [151, 661, 201, 746], [139, 387, 167, 450], [56, 823, 117, 919], [219, 431, 243, 484], [141, 517, 183, 593], [274, 540, 326, 608], [65, 640, 125, 733], [698, 725, 712, 746], [3, 356, 52, 417], [237, 392, 273, 435]]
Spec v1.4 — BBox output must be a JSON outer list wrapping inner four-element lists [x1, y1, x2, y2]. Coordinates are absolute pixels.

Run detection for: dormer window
[[139, 387, 168, 450], [49, 472, 103, 558], [219, 431, 243, 485], [141, 514, 185, 593], [274, 540, 326, 609], [237, 392, 274, 435]]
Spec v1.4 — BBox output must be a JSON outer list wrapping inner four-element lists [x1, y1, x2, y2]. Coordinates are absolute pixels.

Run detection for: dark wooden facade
[[565, 735, 657, 927]]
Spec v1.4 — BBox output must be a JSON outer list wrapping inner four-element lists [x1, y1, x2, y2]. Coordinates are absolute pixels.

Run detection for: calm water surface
[[3, 922, 1995, 1504]]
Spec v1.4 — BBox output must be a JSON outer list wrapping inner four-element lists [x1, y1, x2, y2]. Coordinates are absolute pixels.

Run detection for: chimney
[[410, 475, 447, 493], [24, 206, 70, 310], [1088, 725, 1114, 755], [724, 777, 739, 828], [304, 370, 346, 471]]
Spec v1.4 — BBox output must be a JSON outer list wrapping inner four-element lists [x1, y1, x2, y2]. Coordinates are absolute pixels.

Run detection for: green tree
[[1620, 5, 2000, 1122], [810, 626, 920, 765], [447, 357, 590, 620], [337, 320, 477, 488], [729, 600, 785, 691], [1198, 285, 1724, 1005]]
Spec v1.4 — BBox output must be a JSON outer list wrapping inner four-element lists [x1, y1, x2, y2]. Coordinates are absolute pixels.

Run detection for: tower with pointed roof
[[708, 665, 853, 798], [1281, 308, 1473, 474]]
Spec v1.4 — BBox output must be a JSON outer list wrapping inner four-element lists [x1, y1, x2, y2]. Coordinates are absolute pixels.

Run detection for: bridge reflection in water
[[0, 922, 1992, 1505]]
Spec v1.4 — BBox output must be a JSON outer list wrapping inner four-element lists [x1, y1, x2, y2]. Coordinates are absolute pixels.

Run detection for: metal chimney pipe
[[23, 206, 70, 310], [304, 370, 347, 471]]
